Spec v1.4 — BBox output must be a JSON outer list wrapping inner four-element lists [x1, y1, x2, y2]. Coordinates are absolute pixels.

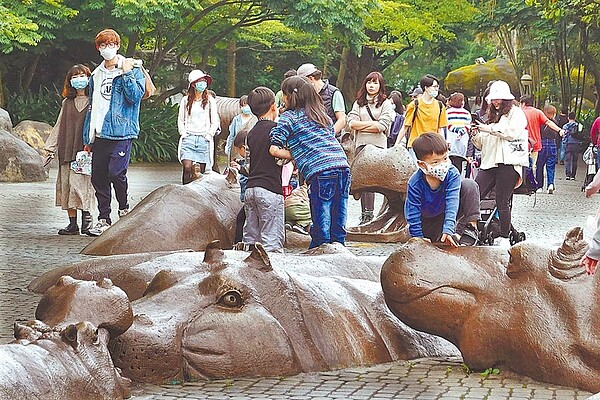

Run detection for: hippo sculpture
[[381, 227, 600, 393], [347, 144, 416, 242], [30, 242, 458, 383], [0, 320, 131, 400], [82, 171, 242, 255]]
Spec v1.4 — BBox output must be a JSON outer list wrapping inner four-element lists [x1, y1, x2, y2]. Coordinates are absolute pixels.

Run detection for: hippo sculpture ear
[[204, 240, 225, 264], [244, 243, 272, 272], [225, 167, 237, 186]]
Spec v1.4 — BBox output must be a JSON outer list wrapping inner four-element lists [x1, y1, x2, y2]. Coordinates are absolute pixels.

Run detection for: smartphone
[[471, 113, 484, 124]]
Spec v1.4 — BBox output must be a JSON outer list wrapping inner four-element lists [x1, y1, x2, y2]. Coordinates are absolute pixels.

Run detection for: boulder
[[0, 108, 12, 132], [0, 129, 46, 182], [444, 58, 519, 97], [13, 120, 53, 155]]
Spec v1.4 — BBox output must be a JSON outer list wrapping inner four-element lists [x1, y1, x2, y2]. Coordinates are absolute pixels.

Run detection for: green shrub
[[6, 86, 62, 126], [131, 102, 179, 163]]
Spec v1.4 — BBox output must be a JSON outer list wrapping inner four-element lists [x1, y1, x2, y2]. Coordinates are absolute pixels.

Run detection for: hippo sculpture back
[[381, 227, 600, 393], [0, 320, 131, 400]]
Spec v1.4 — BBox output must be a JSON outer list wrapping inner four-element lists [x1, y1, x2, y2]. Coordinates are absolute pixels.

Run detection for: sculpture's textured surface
[[444, 58, 519, 96], [0, 321, 131, 400], [347, 144, 416, 242], [381, 227, 600, 393], [82, 172, 242, 255], [35, 276, 133, 337], [31, 243, 457, 383]]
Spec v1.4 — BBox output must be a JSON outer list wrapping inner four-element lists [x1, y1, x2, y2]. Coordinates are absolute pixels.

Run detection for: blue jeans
[[535, 138, 557, 188], [308, 168, 350, 249]]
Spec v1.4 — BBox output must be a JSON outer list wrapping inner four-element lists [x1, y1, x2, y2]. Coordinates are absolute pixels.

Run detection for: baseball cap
[[297, 63, 318, 78]]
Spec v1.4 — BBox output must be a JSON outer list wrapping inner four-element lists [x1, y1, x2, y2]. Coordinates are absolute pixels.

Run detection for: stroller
[[476, 165, 529, 246], [582, 143, 597, 191]]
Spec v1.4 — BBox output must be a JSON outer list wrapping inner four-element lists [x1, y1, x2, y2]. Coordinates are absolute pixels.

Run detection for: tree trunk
[[21, 55, 40, 92], [337, 47, 349, 93], [0, 70, 4, 108], [339, 47, 376, 106], [227, 39, 236, 97], [126, 32, 139, 57]]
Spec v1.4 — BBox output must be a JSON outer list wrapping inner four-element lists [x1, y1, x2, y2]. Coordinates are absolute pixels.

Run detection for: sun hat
[[485, 80, 514, 102], [188, 69, 212, 86], [297, 63, 318, 78]]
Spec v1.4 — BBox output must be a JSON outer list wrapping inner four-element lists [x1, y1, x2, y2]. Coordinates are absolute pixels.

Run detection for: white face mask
[[421, 160, 451, 181], [100, 47, 118, 61]]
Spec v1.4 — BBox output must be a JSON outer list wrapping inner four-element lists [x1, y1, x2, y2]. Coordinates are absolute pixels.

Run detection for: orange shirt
[[521, 106, 548, 152], [404, 99, 448, 147]]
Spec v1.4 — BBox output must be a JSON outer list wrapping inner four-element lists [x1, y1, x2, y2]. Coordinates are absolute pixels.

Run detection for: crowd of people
[[45, 27, 600, 270]]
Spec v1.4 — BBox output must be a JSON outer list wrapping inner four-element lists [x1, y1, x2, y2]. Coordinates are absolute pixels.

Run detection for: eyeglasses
[[98, 42, 118, 50]]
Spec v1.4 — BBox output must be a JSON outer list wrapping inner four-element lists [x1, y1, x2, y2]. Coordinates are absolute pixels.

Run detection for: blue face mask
[[195, 81, 207, 92], [241, 105, 252, 115], [70, 76, 89, 90]]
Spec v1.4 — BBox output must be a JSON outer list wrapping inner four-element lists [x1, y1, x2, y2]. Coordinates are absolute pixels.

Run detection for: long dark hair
[[62, 64, 91, 99], [356, 71, 387, 107], [281, 76, 330, 128], [185, 80, 209, 116], [486, 99, 516, 124]]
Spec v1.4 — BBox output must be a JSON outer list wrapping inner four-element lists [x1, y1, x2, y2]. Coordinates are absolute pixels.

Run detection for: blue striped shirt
[[270, 109, 349, 181]]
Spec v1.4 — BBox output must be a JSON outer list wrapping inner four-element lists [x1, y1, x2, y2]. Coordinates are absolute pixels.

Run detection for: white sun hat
[[188, 69, 212, 86], [485, 80, 514, 102]]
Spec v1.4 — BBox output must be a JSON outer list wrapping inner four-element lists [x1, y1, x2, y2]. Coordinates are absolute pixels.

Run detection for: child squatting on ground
[[269, 75, 350, 249], [405, 132, 481, 247]]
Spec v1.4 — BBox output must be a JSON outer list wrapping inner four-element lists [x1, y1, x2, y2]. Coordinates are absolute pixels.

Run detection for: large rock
[[381, 227, 600, 393], [0, 108, 12, 132], [30, 242, 458, 383], [444, 58, 519, 97], [0, 128, 46, 182], [13, 120, 53, 155]]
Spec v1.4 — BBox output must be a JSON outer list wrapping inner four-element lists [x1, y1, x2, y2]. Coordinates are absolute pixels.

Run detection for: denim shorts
[[179, 135, 210, 163]]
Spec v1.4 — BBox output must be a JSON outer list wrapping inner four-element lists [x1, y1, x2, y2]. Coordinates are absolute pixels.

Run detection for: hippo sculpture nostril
[[381, 228, 600, 394]]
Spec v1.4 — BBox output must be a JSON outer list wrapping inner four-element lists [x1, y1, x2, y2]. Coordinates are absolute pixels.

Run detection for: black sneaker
[[291, 224, 309, 235], [459, 225, 479, 246]]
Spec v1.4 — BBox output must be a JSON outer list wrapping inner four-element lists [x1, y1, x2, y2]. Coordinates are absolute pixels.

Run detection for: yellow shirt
[[404, 99, 448, 147]]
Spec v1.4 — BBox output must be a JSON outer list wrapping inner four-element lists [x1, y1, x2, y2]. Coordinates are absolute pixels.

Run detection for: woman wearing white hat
[[471, 80, 529, 240], [177, 69, 219, 184]]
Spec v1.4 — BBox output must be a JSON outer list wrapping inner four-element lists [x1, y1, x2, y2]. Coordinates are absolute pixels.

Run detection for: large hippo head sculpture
[[0, 320, 131, 400], [82, 171, 242, 255], [381, 227, 600, 393], [347, 144, 416, 243], [30, 242, 457, 383]]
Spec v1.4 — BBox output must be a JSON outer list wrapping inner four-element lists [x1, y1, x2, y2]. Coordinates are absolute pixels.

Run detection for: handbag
[[70, 151, 92, 175]]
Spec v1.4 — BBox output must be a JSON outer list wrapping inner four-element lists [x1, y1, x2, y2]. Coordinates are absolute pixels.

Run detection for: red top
[[521, 106, 548, 152], [590, 116, 600, 146]]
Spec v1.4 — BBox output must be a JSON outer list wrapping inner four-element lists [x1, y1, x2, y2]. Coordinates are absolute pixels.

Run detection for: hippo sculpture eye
[[217, 290, 243, 309]]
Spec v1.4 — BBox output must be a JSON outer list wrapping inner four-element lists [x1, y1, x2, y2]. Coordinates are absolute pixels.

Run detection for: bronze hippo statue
[[82, 171, 242, 255], [381, 227, 600, 393], [0, 320, 131, 400], [35, 276, 133, 337], [347, 144, 416, 243], [30, 242, 458, 383]]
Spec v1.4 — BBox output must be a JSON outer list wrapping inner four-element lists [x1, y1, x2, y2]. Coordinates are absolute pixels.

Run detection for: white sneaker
[[547, 184, 554, 194], [118, 208, 130, 218], [87, 219, 111, 236], [536, 188, 543, 193]]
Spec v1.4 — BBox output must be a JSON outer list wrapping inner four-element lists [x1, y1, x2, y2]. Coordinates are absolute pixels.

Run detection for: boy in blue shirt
[[405, 132, 480, 246]]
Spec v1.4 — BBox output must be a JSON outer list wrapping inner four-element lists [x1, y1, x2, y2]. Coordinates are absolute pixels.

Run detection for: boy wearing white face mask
[[83, 28, 145, 237], [405, 133, 481, 247]]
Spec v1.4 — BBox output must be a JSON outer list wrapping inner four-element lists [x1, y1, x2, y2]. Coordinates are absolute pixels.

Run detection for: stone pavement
[[0, 162, 598, 399]]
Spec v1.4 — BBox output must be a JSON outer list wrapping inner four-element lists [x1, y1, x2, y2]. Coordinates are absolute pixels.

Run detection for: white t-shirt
[[90, 62, 123, 140]]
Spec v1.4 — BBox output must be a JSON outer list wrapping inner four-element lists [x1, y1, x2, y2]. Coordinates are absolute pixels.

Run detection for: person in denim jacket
[[82, 28, 145, 236]]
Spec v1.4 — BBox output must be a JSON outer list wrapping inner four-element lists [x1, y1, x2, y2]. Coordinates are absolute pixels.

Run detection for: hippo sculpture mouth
[[346, 144, 416, 243]]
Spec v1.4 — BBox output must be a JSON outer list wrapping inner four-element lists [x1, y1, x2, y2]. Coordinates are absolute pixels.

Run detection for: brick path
[[0, 163, 598, 399]]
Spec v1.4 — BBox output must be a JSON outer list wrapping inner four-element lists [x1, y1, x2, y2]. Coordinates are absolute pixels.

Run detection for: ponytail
[[281, 76, 331, 128]]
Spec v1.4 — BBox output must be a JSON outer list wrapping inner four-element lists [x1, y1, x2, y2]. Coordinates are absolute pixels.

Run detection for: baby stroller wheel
[[518, 232, 526, 242]]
